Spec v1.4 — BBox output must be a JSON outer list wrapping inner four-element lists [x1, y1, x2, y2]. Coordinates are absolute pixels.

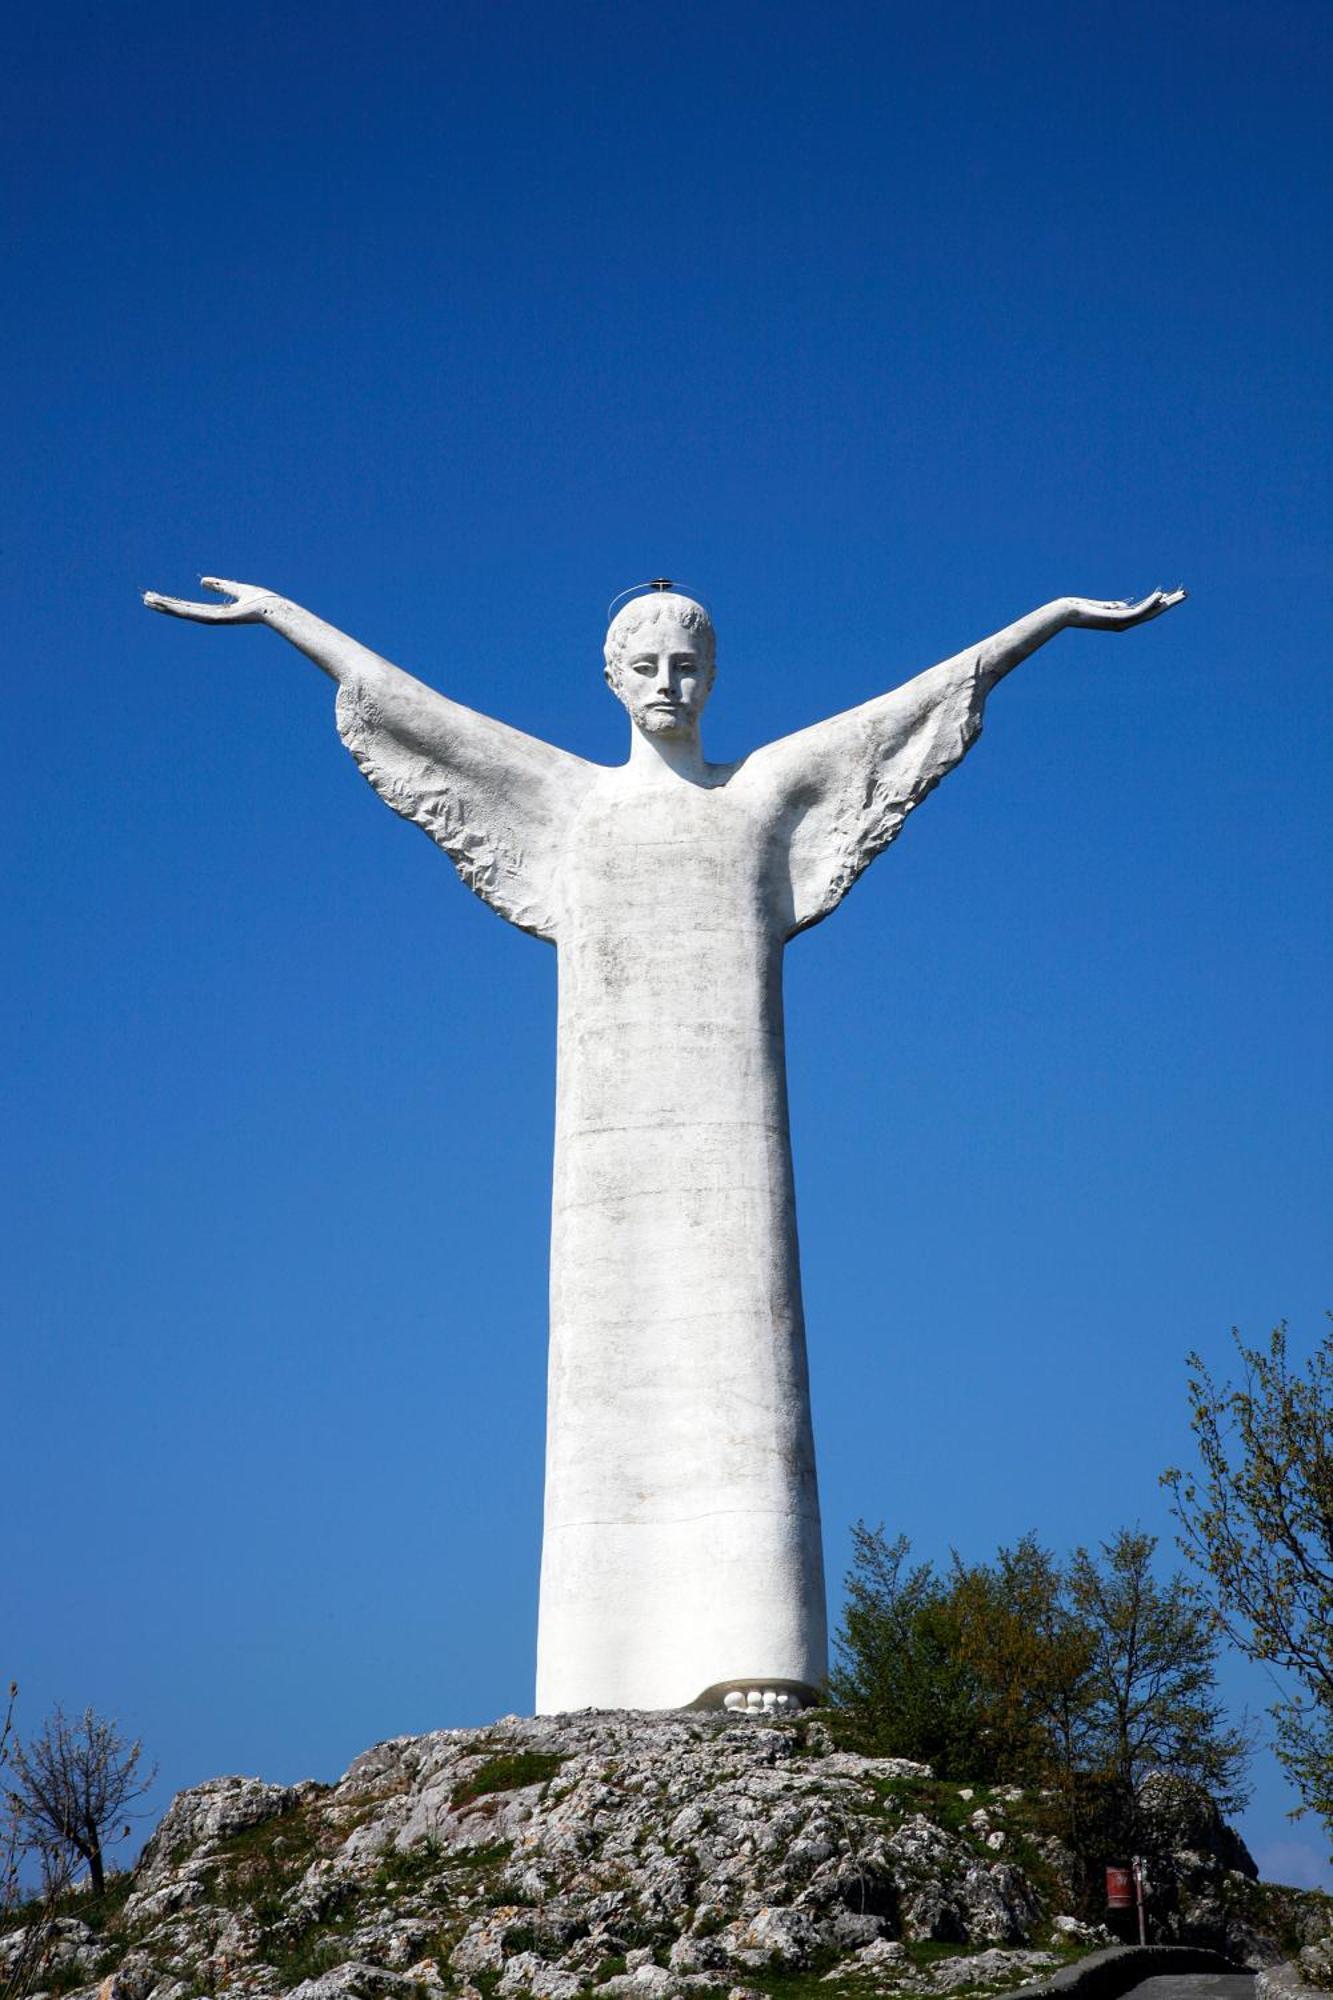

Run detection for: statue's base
[[690, 1677, 821, 1715]]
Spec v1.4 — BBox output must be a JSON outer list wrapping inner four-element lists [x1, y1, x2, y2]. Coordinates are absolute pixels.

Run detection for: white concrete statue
[[143, 574, 1186, 1715]]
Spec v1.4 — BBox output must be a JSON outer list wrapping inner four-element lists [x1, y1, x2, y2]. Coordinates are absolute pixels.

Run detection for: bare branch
[[4, 1704, 156, 1900]]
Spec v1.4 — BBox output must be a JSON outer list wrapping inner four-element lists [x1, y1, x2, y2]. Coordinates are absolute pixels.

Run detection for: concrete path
[[1122, 1976, 1256, 1999]]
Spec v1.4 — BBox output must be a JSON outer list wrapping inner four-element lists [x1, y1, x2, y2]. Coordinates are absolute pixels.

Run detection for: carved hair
[[603, 592, 716, 679]]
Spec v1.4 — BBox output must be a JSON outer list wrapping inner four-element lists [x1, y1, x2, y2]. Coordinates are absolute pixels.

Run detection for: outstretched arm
[[967, 587, 1186, 688], [745, 587, 1187, 936], [142, 579, 597, 941], [144, 577, 405, 690]]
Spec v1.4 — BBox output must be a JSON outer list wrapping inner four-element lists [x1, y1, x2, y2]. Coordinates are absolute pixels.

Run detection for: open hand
[[1064, 587, 1188, 630], [142, 577, 282, 624]]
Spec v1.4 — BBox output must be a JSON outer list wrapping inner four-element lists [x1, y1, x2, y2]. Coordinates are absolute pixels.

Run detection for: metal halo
[[606, 579, 713, 623]]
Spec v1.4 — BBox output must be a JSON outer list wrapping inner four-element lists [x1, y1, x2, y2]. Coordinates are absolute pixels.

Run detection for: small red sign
[[1106, 1866, 1134, 1908]]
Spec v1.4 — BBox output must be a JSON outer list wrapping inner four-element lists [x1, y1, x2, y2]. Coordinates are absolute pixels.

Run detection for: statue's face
[[606, 614, 714, 737]]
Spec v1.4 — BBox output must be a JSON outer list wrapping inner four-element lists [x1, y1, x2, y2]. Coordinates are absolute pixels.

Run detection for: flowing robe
[[335, 650, 992, 1712]]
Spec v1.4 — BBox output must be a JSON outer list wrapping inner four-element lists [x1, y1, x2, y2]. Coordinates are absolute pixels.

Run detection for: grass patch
[[903, 1941, 983, 1968], [372, 1839, 449, 1896], [214, 1810, 361, 1989], [856, 1772, 1064, 1874], [0, 1868, 136, 1937], [451, 1752, 565, 1810], [450, 1838, 515, 1873], [205, 1801, 328, 1932], [489, 1923, 570, 1964], [259, 1907, 360, 1988], [731, 1963, 855, 2000], [857, 1772, 980, 1832]]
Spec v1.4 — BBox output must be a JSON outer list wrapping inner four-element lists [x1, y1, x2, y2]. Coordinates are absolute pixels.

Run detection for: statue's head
[[603, 590, 716, 738]]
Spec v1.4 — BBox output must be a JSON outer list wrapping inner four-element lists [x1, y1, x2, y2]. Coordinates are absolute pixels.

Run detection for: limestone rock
[[1049, 1915, 1112, 1946], [1135, 1771, 1258, 1879], [717, 1905, 822, 1971], [921, 1947, 1057, 1991], [1130, 1771, 1272, 1961], [136, 1775, 308, 1890], [1298, 1933, 1333, 1988], [854, 1937, 910, 1969], [0, 1915, 100, 1985], [15, 1709, 1295, 2000], [286, 1966, 423, 1999]]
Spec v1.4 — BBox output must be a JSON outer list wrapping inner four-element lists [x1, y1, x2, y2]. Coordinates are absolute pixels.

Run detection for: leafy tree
[[1163, 1319, 1333, 1843], [828, 1523, 992, 1775], [830, 1522, 1250, 1838], [4, 1705, 154, 1896], [948, 1535, 1098, 1790], [1068, 1528, 1252, 1818]]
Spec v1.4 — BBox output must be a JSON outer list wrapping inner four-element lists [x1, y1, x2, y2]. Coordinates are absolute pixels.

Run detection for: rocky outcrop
[[136, 1778, 311, 1892], [1, 1713, 1309, 2000]]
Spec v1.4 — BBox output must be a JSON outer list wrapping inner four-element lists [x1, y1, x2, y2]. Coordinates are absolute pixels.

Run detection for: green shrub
[[450, 1752, 565, 1809]]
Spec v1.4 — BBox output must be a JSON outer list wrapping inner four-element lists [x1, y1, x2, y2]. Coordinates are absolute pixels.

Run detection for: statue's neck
[[626, 724, 709, 785]]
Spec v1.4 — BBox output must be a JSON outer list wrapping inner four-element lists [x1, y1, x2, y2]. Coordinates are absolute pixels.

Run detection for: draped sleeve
[[335, 666, 598, 943], [742, 649, 993, 937]]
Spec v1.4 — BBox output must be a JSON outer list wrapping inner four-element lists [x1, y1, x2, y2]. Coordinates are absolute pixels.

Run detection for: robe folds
[[336, 650, 991, 1712]]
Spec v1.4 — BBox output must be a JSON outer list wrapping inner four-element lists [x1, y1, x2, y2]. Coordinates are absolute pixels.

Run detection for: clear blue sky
[[4, 0, 1330, 1891]]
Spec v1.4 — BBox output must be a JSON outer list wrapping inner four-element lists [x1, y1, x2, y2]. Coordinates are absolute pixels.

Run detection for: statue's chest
[[561, 778, 772, 938]]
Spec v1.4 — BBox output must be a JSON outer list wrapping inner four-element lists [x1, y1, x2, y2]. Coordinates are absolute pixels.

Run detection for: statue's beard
[[609, 679, 708, 738], [638, 705, 692, 736]]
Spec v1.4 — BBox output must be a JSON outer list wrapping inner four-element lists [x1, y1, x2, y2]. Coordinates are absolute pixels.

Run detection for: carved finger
[[1097, 592, 1164, 625], [1133, 590, 1178, 623], [1127, 588, 1187, 625], [143, 590, 230, 620]]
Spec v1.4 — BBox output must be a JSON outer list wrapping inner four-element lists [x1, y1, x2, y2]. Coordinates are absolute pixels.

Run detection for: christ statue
[[143, 574, 1185, 1716]]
